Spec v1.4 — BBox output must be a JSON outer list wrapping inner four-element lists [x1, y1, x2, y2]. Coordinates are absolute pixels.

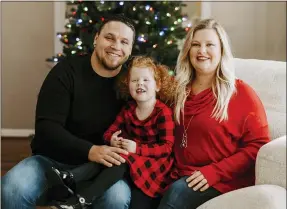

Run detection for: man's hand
[[186, 171, 209, 192], [121, 138, 137, 153], [110, 130, 123, 148], [88, 145, 128, 167]]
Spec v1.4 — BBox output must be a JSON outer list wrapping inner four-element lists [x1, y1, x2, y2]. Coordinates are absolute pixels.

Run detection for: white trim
[[54, 2, 66, 55], [201, 2, 212, 19], [1, 129, 35, 137]]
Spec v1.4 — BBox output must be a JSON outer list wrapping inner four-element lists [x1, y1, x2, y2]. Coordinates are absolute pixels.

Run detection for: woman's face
[[189, 29, 222, 76]]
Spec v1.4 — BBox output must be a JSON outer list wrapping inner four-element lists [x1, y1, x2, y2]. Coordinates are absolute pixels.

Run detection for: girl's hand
[[121, 138, 137, 153], [110, 130, 123, 148], [186, 171, 209, 192]]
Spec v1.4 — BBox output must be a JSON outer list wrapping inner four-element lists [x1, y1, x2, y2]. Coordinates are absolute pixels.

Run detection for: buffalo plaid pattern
[[104, 100, 175, 197]]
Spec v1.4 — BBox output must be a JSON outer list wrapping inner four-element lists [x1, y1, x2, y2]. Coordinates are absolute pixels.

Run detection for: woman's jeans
[[157, 176, 221, 209], [1, 155, 131, 209]]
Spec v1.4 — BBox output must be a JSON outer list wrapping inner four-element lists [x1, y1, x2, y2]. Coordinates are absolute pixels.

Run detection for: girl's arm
[[136, 107, 175, 158], [103, 106, 126, 144]]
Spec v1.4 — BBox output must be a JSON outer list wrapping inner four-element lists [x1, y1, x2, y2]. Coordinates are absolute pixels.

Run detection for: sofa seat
[[198, 184, 286, 209]]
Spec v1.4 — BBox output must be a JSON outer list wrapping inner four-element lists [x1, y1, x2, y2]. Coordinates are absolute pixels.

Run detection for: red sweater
[[171, 79, 270, 193], [104, 100, 175, 197]]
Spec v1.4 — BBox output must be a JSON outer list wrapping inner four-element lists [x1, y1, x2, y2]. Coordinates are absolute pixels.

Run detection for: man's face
[[94, 21, 134, 71]]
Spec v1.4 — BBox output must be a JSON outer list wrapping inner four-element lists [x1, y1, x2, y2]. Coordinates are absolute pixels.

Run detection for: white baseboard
[[1, 129, 35, 137]]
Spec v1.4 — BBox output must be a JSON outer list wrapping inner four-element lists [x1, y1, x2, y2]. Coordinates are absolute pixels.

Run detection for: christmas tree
[[47, 1, 191, 70]]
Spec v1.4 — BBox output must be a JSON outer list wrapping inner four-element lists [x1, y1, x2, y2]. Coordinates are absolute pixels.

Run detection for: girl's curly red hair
[[116, 56, 177, 106]]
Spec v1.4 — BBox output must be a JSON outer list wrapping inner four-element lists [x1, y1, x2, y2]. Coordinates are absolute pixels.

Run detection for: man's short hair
[[97, 14, 136, 44]]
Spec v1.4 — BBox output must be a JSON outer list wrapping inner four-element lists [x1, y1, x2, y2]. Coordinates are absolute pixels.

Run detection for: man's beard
[[96, 50, 128, 71]]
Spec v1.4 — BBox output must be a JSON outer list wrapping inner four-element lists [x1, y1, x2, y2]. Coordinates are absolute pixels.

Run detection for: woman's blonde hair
[[117, 56, 177, 106], [174, 18, 236, 124]]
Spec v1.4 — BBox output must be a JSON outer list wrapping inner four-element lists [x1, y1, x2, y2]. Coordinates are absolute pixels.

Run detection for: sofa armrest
[[255, 135, 286, 188]]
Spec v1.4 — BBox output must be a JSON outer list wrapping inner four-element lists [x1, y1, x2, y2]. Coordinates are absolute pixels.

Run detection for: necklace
[[180, 115, 194, 148]]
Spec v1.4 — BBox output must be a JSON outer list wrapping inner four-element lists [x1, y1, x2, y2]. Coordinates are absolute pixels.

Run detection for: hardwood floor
[[1, 136, 32, 176]]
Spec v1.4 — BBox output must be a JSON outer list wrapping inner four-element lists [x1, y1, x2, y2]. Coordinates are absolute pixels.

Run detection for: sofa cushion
[[197, 184, 286, 209], [234, 58, 286, 139]]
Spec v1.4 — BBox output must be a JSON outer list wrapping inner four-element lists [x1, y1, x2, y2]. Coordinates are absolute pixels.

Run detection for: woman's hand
[[110, 130, 123, 148], [121, 138, 137, 153], [186, 171, 209, 192]]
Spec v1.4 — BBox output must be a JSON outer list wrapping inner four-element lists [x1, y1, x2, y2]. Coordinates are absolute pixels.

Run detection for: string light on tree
[[46, 1, 189, 68], [168, 70, 175, 76]]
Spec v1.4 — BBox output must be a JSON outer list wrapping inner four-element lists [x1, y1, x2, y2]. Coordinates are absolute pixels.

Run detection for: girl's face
[[189, 29, 222, 76], [129, 67, 159, 104]]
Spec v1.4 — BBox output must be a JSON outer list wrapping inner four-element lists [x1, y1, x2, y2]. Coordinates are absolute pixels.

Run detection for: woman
[[157, 18, 270, 209]]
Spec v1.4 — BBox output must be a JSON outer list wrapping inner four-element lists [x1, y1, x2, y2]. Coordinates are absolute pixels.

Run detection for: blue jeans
[[157, 177, 221, 209], [1, 155, 131, 209]]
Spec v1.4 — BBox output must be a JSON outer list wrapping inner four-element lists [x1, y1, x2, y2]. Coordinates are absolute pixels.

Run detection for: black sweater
[[31, 55, 125, 165]]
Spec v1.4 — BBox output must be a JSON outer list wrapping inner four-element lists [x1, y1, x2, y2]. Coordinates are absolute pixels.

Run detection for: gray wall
[[208, 2, 286, 61], [1, 2, 286, 130], [2, 2, 54, 129]]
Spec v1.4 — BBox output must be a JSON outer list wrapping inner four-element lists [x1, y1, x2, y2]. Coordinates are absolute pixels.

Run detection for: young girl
[[48, 56, 177, 209]]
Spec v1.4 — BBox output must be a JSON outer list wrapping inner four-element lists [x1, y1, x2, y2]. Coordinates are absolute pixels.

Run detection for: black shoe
[[46, 167, 76, 195], [46, 184, 72, 202], [49, 195, 92, 209]]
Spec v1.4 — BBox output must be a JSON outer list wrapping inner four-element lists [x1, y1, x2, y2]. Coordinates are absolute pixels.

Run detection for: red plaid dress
[[103, 100, 175, 197]]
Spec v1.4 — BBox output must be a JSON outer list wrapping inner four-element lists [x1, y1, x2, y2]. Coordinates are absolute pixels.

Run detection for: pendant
[[180, 132, 187, 148]]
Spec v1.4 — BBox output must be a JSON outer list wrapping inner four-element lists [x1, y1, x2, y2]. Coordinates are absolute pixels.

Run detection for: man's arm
[[35, 60, 128, 164], [35, 60, 94, 160]]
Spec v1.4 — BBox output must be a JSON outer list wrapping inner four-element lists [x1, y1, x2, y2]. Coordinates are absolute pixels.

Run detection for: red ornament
[[101, 17, 105, 21]]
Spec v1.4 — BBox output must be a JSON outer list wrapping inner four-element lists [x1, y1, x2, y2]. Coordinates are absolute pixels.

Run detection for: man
[[1, 14, 135, 209]]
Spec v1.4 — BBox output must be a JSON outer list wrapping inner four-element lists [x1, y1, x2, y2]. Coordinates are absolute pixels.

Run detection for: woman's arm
[[198, 83, 271, 187]]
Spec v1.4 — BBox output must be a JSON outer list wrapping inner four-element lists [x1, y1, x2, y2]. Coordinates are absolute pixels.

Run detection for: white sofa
[[198, 58, 286, 209]]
